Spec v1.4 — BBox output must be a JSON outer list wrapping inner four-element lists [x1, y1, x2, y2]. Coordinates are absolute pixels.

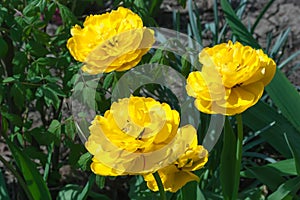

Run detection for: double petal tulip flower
[[67, 7, 154, 74], [186, 41, 276, 115], [85, 96, 208, 192], [143, 131, 208, 192]]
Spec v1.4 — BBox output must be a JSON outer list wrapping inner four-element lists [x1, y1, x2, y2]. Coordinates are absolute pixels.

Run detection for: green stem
[[153, 172, 166, 200], [234, 114, 243, 198]]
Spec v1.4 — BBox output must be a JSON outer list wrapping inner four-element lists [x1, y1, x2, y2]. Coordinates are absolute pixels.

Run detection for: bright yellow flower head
[[85, 96, 196, 175], [186, 41, 276, 116], [143, 131, 208, 193], [67, 7, 154, 74]]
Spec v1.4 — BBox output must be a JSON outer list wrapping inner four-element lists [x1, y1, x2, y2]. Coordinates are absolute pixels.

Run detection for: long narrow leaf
[[266, 69, 300, 132], [268, 176, 300, 200], [251, 0, 276, 33], [243, 101, 295, 158], [241, 159, 297, 178], [77, 174, 95, 200], [180, 181, 205, 200], [284, 133, 300, 175], [220, 0, 260, 48], [244, 166, 286, 191], [277, 49, 300, 69], [270, 29, 290, 59], [188, 0, 202, 44], [220, 118, 238, 200], [0, 168, 10, 200], [5, 138, 51, 200]]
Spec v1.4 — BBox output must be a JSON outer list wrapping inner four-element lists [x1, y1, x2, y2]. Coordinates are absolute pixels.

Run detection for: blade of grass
[[251, 0, 276, 33], [268, 176, 300, 200]]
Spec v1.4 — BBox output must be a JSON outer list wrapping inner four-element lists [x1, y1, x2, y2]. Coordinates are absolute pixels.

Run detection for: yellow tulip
[[67, 7, 154, 74], [85, 96, 196, 175], [143, 130, 208, 192], [186, 41, 276, 116]]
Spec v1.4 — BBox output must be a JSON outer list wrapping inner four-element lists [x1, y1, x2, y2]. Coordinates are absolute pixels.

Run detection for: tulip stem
[[234, 114, 243, 198], [153, 172, 167, 200]]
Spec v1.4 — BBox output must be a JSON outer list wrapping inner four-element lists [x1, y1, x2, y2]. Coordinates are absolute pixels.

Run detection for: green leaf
[[251, 0, 276, 33], [2, 77, 15, 83], [220, 118, 238, 200], [243, 101, 297, 158], [149, 0, 164, 16], [220, 0, 260, 48], [27, 127, 58, 145], [278, 49, 300, 69], [0, 168, 10, 200], [0, 37, 8, 58], [103, 73, 114, 90], [57, 184, 82, 199], [266, 69, 300, 132], [284, 133, 300, 175], [150, 49, 164, 63], [57, 184, 110, 200], [241, 159, 297, 178], [268, 176, 300, 200], [95, 175, 105, 190], [27, 40, 48, 57], [48, 119, 61, 144], [1, 111, 23, 127], [181, 54, 191, 77], [242, 166, 286, 191], [12, 52, 28, 74], [179, 181, 205, 200], [65, 118, 76, 140], [128, 176, 160, 200], [23, 0, 39, 17], [77, 174, 95, 200], [10, 83, 25, 110], [57, 3, 78, 26], [42, 85, 61, 109], [188, 0, 202, 44], [77, 152, 92, 171], [270, 29, 290, 59], [47, 83, 66, 97], [5, 138, 51, 200]]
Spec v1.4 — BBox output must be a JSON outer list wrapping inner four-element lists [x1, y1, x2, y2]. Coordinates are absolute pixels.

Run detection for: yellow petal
[[143, 165, 200, 192]]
